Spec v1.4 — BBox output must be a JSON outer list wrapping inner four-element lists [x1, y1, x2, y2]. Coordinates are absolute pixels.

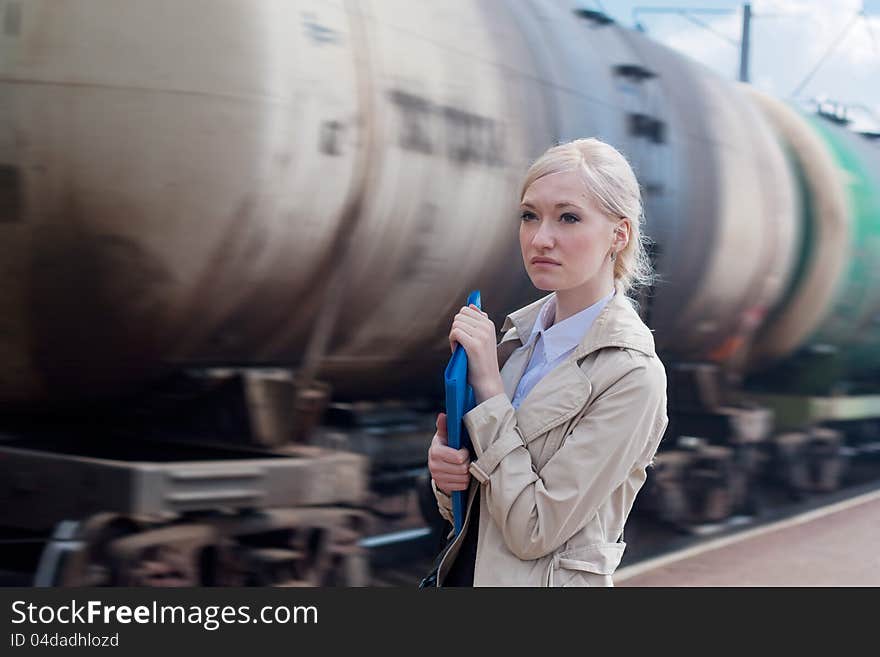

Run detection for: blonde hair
[[520, 138, 654, 297]]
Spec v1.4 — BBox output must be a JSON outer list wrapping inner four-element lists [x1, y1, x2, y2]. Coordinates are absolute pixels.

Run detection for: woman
[[427, 138, 668, 587]]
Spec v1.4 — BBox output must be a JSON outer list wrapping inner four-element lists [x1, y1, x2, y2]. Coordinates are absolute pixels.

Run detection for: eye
[[520, 210, 537, 222], [560, 212, 580, 224]]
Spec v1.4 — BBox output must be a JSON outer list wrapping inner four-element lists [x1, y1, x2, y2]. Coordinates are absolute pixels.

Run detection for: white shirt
[[511, 291, 615, 409]]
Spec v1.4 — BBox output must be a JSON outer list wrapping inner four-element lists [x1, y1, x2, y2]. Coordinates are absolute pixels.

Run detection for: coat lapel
[[514, 360, 591, 443], [495, 293, 590, 443], [499, 341, 532, 399], [495, 293, 548, 400]]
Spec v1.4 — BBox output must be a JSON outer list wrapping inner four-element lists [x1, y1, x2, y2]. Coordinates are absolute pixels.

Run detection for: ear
[[613, 219, 631, 252]]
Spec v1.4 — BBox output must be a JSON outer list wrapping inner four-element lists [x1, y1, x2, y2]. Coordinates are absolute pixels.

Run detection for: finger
[[449, 323, 470, 339], [455, 314, 494, 337], [436, 473, 471, 487], [437, 482, 468, 494], [452, 314, 480, 328], [448, 328, 473, 349], [454, 314, 485, 330], [430, 461, 470, 476], [451, 325, 482, 345], [433, 445, 470, 465], [454, 323, 490, 342], [458, 308, 484, 324], [437, 413, 447, 437], [463, 306, 491, 321], [454, 310, 487, 329], [429, 461, 469, 477], [438, 477, 471, 491], [434, 446, 469, 464], [429, 456, 467, 476]]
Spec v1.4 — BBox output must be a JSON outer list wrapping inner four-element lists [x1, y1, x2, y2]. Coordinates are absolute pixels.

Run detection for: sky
[[586, 0, 880, 131]]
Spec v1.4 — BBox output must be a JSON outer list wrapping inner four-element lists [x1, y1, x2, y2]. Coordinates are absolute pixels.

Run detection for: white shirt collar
[[524, 290, 616, 363]]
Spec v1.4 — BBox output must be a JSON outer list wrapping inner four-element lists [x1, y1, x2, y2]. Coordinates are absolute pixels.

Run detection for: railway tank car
[[1, 0, 879, 584], [746, 90, 880, 391], [0, 0, 800, 406]]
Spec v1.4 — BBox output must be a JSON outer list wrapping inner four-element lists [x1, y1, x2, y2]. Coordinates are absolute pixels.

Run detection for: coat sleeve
[[463, 356, 667, 560], [428, 324, 522, 529], [431, 478, 455, 525]]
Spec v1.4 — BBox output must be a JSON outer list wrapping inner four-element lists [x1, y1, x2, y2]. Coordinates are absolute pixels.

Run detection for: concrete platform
[[617, 488, 880, 587]]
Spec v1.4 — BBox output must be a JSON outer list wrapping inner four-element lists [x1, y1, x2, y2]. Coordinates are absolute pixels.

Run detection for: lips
[[531, 257, 560, 266]]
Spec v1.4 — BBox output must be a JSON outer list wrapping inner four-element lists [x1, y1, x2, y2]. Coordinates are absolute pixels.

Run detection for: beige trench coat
[[431, 291, 668, 586]]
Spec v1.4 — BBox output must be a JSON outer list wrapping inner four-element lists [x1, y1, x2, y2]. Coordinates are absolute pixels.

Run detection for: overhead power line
[[632, 6, 740, 48], [679, 11, 741, 48], [790, 12, 862, 98]]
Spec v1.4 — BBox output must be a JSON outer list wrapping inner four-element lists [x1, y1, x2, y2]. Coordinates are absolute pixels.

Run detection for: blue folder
[[444, 290, 481, 536]]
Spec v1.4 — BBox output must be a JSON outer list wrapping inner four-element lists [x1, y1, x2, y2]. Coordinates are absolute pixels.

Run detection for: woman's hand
[[428, 413, 471, 494], [449, 304, 505, 404]]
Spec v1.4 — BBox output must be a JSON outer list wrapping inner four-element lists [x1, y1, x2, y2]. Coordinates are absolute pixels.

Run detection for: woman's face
[[519, 170, 621, 295]]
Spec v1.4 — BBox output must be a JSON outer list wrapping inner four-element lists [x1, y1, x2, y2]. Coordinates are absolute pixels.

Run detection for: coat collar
[[520, 292, 615, 364], [496, 291, 656, 446], [500, 291, 656, 360]]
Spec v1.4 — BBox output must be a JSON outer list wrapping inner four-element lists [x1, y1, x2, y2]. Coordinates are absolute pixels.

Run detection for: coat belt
[[546, 555, 603, 587]]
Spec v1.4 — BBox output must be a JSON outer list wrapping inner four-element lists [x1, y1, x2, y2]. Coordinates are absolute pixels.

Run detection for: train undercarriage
[[3, 359, 880, 587]]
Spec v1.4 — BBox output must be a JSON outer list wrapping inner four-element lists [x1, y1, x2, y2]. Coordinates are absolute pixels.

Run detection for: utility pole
[[633, 4, 754, 83], [739, 3, 752, 82]]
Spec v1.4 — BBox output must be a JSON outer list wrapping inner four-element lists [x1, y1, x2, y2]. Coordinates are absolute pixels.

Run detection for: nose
[[531, 218, 555, 250]]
